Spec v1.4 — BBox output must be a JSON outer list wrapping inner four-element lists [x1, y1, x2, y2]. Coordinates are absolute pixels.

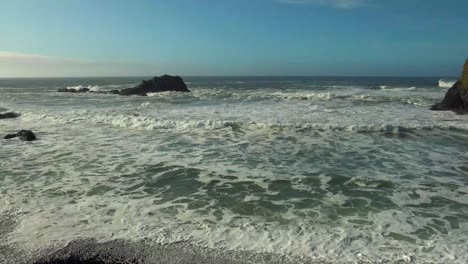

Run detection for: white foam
[[2, 80, 468, 263], [271, 92, 334, 100], [65, 85, 105, 92], [89, 85, 102, 92], [18, 109, 468, 133], [140, 102, 151, 108], [1, 115, 468, 263], [439, 79, 457, 88], [380, 86, 417, 91], [147, 91, 185, 97], [66, 83, 137, 92]]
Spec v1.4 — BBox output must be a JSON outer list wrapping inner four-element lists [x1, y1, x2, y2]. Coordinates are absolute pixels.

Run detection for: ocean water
[[1, 76, 467, 263]]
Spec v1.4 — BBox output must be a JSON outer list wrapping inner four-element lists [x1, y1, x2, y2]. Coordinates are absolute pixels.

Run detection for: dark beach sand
[[1, 213, 328, 264], [3, 239, 336, 264]]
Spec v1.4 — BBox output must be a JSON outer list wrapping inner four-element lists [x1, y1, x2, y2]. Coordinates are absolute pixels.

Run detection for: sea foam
[[65, 83, 137, 92], [19, 110, 468, 133], [439, 79, 457, 88], [2, 77, 468, 264], [2, 117, 468, 263]]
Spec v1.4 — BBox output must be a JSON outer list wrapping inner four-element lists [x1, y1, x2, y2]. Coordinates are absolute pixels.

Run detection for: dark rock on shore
[[0, 112, 21, 119], [4, 130, 37, 141], [120, 75, 190, 96], [57, 75, 190, 96], [432, 59, 468, 113]]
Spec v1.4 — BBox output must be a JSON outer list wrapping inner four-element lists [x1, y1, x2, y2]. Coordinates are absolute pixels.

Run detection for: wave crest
[[438, 80, 456, 88], [20, 111, 464, 133], [66, 83, 137, 92], [379, 86, 416, 91]]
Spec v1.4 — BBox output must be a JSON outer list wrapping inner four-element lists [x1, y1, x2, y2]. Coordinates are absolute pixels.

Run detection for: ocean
[[0, 76, 467, 263]]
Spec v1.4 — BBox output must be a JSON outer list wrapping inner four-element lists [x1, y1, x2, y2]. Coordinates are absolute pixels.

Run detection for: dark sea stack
[[0, 112, 21, 119], [4, 130, 37, 141], [462, 59, 468, 88], [431, 59, 468, 113], [119, 75, 190, 96]]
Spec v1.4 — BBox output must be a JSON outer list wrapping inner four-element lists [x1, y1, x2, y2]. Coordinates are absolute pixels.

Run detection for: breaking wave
[[182, 90, 432, 106], [66, 83, 137, 92], [19, 111, 466, 133], [55, 85, 433, 107], [379, 86, 417, 91], [439, 79, 457, 88], [368, 85, 418, 91], [269, 92, 428, 105], [3, 77, 468, 264]]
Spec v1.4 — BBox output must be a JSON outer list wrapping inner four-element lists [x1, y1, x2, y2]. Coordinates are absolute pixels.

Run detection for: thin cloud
[[278, 0, 368, 9], [0, 51, 90, 62], [0, 51, 50, 59], [0, 50, 210, 77]]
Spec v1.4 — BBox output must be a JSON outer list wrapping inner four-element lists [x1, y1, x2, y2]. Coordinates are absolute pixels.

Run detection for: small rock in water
[[4, 134, 17, 139], [17, 130, 37, 141], [0, 112, 21, 119], [4, 130, 37, 141]]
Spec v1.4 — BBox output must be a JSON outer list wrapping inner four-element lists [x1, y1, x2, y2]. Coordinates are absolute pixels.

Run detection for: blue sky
[[0, 0, 467, 77]]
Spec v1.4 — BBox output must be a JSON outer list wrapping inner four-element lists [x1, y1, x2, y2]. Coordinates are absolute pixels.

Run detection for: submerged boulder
[[4, 130, 37, 141], [0, 112, 20, 119], [431, 59, 468, 113], [57, 75, 190, 96]]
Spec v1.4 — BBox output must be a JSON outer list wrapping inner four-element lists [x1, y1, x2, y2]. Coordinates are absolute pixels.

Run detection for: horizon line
[[0, 74, 459, 79]]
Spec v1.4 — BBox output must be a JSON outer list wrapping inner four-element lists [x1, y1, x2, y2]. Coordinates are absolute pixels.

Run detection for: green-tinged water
[[1, 77, 467, 263]]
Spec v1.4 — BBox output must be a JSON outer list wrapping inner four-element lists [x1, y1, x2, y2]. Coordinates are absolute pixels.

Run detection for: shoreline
[[3, 239, 337, 264]]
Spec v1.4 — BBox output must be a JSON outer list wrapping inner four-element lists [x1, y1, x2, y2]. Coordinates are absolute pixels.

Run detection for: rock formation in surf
[[120, 75, 190, 95], [0, 112, 21, 119], [57, 87, 90, 93], [57, 75, 190, 96], [431, 59, 468, 113], [4, 130, 37, 141]]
